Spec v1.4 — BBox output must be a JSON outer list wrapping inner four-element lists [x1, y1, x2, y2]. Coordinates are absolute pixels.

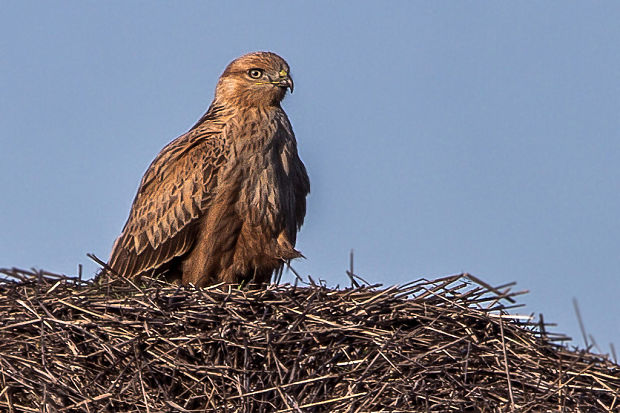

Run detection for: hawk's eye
[[248, 69, 263, 79]]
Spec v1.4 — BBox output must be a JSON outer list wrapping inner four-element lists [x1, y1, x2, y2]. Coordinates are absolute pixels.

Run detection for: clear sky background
[[2, 2, 619, 352]]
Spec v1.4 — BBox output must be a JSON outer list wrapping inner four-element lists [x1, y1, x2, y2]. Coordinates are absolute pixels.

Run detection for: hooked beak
[[277, 69, 294, 93], [279, 76, 294, 93]]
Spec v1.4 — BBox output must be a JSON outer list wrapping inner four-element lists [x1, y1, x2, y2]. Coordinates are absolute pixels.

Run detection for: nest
[[0, 267, 618, 412]]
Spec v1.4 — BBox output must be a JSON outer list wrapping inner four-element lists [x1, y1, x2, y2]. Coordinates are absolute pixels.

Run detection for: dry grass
[[0, 267, 618, 412]]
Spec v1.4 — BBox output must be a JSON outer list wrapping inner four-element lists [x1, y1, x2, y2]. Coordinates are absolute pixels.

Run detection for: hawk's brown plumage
[[108, 52, 309, 287]]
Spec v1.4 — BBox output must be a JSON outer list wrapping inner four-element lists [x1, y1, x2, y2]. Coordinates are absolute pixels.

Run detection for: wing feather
[[108, 110, 229, 278]]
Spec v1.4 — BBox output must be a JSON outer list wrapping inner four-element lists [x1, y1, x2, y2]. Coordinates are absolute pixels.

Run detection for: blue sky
[[2, 2, 619, 351]]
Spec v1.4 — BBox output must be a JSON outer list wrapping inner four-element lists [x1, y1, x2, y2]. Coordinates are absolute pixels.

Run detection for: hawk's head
[[215, 52, 293, 108]]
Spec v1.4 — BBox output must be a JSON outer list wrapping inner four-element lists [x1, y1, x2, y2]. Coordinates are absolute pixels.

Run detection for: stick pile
[[0, 268, 618, 412]]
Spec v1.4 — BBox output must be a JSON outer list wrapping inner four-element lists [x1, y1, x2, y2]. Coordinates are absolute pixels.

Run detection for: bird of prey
[[107, 52, 310, 287]]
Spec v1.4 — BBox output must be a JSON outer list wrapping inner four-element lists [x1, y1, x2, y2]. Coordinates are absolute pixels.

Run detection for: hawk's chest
[[225, 110, 297, 228]]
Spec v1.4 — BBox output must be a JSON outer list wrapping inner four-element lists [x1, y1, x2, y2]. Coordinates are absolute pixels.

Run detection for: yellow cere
[[279, 70, 288, 77]]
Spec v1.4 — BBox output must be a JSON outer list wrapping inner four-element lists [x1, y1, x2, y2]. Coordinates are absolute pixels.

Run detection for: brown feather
[[108, 52, 309, 287]]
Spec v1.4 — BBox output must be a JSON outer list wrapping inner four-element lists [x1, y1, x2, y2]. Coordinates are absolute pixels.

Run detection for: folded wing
[[108, 125, 227, 278]]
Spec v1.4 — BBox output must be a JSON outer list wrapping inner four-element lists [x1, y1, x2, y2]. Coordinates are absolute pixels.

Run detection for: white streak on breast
[[280, 148, 290, 176]]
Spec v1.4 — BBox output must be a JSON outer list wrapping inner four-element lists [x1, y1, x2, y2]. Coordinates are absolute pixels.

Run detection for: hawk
[[107, 52, 310, 287]]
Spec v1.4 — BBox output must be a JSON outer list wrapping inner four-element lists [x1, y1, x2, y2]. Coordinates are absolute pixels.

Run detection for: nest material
[[0, 268, 618, 412]]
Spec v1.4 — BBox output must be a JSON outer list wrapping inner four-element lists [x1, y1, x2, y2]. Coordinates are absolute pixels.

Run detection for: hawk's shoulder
[[109, 106, 230, 277]]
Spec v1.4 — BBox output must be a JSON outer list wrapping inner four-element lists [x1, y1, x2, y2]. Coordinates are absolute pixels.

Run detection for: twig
[[499, 315, 516, 410], [573, 297, 589, 348]]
